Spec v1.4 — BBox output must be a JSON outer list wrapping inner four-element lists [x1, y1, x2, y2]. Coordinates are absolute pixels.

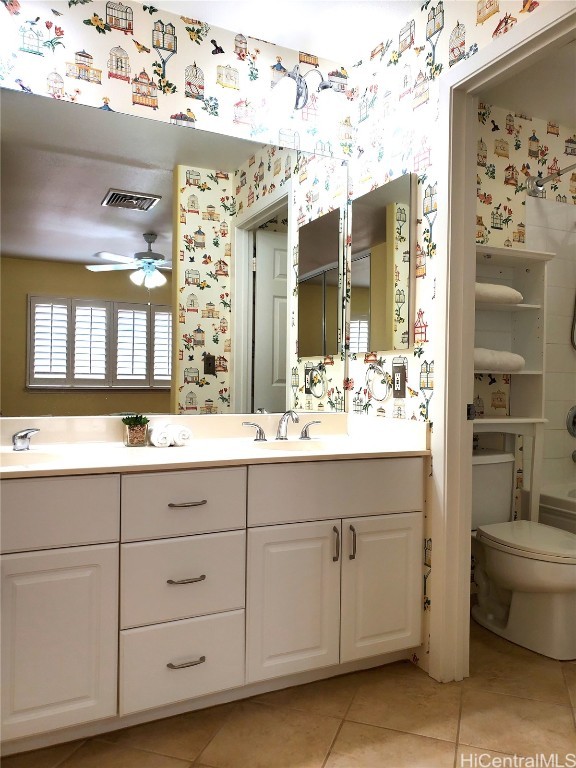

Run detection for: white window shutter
[[29, 297, 70, 384], [73, 302, 108, 381], [152, 307, 172, 384], [115, 303, 149, 383]]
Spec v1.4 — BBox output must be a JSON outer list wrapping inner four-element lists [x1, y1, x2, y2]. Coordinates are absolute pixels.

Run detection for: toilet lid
[[477, 521, 576, 563]]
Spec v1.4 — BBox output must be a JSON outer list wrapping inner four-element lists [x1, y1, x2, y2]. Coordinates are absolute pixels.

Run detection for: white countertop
[[0, 437, 429, 478], [0, 414, 430, 478]]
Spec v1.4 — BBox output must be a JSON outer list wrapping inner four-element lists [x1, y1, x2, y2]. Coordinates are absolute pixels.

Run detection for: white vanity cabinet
[[119, 467, 247, 715], [0, 475, 120, 741], [246, 459, 424, 683]]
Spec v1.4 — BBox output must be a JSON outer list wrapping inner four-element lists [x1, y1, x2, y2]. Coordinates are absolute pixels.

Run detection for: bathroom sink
[[257, 440, 332, 452], [1, 451, 59, 467]]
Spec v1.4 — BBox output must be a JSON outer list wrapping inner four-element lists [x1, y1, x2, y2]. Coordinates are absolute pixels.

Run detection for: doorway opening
[[232, 194, 290, 414], [436, 5, 576, 683]]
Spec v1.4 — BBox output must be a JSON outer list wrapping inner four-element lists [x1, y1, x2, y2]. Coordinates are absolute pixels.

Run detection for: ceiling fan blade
[[157, 261, 172, 270], [94, 251, 135, 264], [85, 263, 137, 272]]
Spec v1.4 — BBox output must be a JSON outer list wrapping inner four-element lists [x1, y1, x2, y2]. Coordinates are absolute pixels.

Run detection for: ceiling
[[478, 39, 576, 127], [153, 1, 422, 64]]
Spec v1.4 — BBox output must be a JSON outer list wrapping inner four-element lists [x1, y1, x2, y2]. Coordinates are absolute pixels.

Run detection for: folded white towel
[[474, 348, 526, 372], [475, 282, 523, 304], [169, 425, 192, 447], [149, 425, 172, 447]]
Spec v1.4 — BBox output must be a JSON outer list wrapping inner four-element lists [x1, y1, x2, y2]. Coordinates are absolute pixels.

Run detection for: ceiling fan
[[85, 232, 171, 288]]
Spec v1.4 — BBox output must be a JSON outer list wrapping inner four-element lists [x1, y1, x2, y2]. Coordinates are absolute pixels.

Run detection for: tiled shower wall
[[526, 197, 576, 485]]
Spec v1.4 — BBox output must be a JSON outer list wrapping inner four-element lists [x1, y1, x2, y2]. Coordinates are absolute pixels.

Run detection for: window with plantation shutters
[[349, 319, 369, 353], [27, 296, 171, 389]]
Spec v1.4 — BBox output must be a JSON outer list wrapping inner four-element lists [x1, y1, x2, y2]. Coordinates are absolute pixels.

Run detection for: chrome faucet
[[12, 428, 40, 451], [276, 410, 299, 440]]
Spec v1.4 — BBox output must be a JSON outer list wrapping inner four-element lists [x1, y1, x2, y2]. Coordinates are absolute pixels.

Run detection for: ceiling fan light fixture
[[143, 269, 167, 288], [129, 269, 146, 286]]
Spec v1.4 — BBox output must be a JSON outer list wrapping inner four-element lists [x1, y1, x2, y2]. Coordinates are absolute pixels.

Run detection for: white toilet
[[471, 451, 576, 660]]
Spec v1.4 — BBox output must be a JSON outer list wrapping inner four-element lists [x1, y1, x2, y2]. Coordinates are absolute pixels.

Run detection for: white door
[[1, 544, 118, 739], [340, 512, 423, 663], [246, 520, 341, 682], [253, 230, 288, 413]]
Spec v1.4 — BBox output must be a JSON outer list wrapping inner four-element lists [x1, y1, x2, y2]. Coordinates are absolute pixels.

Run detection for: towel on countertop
[[169, 424, 192, 447], [474, 348, 526, 372], [149, 424, 172, 447], [475, 282, 523, 304]]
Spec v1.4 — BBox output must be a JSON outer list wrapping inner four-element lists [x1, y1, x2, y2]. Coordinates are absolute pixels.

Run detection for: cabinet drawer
[[121, 531, 245, 629], [248, 458, 424, 526], [119, 610, 245, 714], [121, 467, 246, 541], [1, 475, 120, 553]]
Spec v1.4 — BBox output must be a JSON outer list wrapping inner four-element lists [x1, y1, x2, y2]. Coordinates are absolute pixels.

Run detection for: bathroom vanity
[[0, 417, 428, 753]]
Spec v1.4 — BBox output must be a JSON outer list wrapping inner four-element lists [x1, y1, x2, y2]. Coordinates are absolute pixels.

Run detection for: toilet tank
[[472, 451, 515, 529]]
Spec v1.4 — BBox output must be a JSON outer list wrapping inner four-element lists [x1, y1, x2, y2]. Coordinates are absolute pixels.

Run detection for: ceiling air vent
[[101, 188, 162, 212]]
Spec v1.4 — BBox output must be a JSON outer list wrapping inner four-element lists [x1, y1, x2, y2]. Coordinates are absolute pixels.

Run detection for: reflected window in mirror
[[349, 253, 370, 353]]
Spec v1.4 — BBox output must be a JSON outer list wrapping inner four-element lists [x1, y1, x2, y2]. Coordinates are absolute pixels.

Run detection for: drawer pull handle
[[349, 525, 357, 560], [167, 500, 208, 508], [167, 574, 206, 585], [167, 655, 206, 670], [333, 525, 340, 562]]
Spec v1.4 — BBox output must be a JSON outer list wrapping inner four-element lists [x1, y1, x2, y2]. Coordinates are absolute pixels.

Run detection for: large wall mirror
[[0, 89, 342, 417], [297, 208, 343, 358], [349, 173, 415, 353]]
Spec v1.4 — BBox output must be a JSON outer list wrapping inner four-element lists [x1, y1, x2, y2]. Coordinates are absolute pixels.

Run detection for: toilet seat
[[477, 520, 576, 565]]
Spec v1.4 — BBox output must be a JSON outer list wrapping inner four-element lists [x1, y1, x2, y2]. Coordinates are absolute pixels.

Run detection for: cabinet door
[[246, 521, 341, 682], [1, 544, 118, 740], [341, 512, 423, 663]]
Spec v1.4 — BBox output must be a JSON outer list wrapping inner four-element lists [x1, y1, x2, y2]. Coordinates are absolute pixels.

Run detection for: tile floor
[[3, 623, 575, 768]]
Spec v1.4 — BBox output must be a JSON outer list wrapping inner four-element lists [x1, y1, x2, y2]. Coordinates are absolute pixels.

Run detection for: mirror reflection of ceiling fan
[[85, 232, 171, 288]]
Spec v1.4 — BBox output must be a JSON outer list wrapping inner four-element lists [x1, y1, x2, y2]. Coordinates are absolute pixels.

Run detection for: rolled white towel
[[475, 282, 523, 304], [474, 348, 525, 372], [169, 424, 192, 447], [149, 425, 172, 447]]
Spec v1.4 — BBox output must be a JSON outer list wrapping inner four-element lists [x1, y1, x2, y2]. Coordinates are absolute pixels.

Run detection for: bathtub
[[539, 483, 576, 534]]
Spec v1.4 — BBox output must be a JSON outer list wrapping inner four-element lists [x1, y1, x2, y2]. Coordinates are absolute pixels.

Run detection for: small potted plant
[[121, 414, 150, 447]]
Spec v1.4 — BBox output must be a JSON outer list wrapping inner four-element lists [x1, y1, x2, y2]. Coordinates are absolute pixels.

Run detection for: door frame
[[233, 186, 291, 414], [433, 3, 576, 682]]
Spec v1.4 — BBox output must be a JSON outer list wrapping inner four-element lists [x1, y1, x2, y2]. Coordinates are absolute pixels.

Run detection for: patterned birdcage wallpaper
[[184, 62, 205, 100], [46, 70, 64, 97], [106, 2, 133, 34], [108, 45, 130, 81]]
